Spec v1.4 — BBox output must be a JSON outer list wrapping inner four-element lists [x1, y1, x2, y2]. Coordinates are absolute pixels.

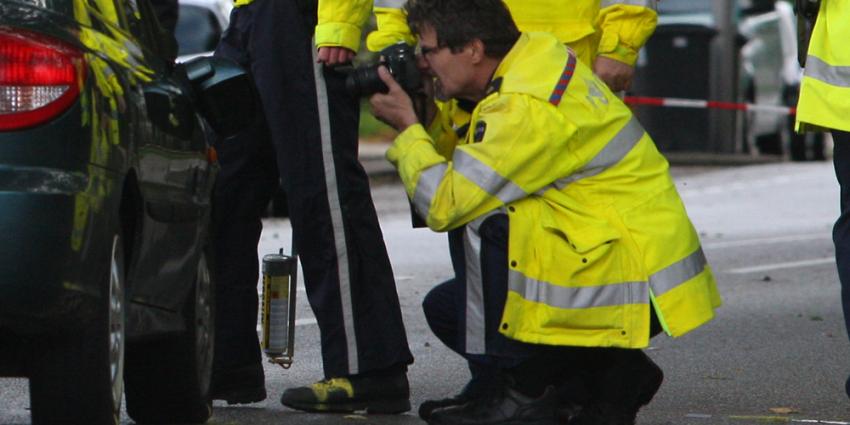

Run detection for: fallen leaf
[[768, 407, 799, 415]]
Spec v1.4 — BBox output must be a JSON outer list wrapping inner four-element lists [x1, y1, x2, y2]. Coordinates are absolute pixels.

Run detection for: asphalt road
[[2, 161, 850, 424]]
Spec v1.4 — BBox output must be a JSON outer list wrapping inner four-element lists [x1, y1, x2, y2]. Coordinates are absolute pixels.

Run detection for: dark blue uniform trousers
[[830, 130, 850, 396], [211, 0, 413, 378]]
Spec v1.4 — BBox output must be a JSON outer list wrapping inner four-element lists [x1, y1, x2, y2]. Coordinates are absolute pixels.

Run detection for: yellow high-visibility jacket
[[234, 0, 372, 52], [387, 32, 720, 349], [368, 0, 658, 67], [796, 0, 850, 133]]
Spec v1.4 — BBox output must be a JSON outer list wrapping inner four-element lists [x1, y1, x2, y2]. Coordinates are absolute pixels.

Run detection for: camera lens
[[345, 65, 389, 97]]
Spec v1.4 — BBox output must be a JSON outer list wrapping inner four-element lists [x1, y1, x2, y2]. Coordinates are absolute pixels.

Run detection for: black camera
[[346, 42, 422, 97]]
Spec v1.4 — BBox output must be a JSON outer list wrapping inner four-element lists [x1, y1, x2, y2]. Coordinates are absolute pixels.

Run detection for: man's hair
[[405, 0, 520, 58]]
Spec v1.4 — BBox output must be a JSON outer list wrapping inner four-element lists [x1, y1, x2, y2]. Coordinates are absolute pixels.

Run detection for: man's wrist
[[387, 109, 419, 133]]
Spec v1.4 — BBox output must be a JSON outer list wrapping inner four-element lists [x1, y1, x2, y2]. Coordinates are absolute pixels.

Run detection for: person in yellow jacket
[[368, 0, 657, 145], [795, 0, 850, 400], [210, 0, 414, 412], [368, 0, 658, 92], [370, 0, 721, 423]]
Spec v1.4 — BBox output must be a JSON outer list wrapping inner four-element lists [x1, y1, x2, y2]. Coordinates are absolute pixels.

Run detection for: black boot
[[845, 374, 850, 400], [419, 393, 473, 421], [280, 370, 410, 414], [635, 354, 663, 408], [210, 363, 267, 405], [428, 381, 560, 425], [420, 374, 497, 420], [568, 350, 663, 425]]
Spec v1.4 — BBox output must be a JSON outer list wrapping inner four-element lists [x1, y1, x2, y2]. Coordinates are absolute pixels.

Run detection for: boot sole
[[282, 398, 411, 414]]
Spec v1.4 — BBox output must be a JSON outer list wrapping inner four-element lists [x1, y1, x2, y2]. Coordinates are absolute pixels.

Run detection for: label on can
[[261, 274, 290, 355]]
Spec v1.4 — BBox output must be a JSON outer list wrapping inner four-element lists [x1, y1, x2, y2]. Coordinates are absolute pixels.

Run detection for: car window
[[175, 5, 221, 55], [657, 0, 714, 14]]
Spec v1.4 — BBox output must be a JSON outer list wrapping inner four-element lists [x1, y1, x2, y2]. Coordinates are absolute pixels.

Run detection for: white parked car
[[632, 0, 825, 160], [176, 0, 232, 62]]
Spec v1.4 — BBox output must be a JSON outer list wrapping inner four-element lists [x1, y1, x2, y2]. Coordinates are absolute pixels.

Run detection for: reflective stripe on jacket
[[234, 0, 371, 52], [796, 0, 850, 133], [368, 0, 658, 66], [387, 32, 720, 350]]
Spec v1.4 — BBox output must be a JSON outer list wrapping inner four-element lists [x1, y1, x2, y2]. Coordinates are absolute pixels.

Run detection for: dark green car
[[0, 0, 253, 423]]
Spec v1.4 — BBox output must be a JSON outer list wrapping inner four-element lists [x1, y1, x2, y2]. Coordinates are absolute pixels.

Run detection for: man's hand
[[317, 46, 355, 66], [369, 66, 420, 132], [593, 56, 635, 92]]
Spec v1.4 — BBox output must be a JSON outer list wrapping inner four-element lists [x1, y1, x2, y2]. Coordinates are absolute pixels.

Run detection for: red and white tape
[[624, 96, 797, 115]]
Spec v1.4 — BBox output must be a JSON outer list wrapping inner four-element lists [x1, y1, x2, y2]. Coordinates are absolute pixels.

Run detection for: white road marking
[[727, 257, 835, 274], [295, 318, 318, 326], [703, 233, 831, 250]]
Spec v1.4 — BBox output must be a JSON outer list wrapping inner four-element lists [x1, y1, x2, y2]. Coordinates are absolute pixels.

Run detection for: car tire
[[124, 242, 215, 424], [29, 233, 126, 425], [750, 83, 786, 156]]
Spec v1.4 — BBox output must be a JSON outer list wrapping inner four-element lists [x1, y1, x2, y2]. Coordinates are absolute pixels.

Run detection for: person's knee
[[422, 286, 443, 326], [422, 281, 457, 341]]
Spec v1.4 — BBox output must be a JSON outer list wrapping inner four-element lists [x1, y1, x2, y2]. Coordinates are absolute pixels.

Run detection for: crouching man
[[370, 0, 722, 424]]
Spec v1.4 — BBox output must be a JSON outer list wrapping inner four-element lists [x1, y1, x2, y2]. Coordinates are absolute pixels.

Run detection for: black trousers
[[211, 0, 413, 378], [832, 131, 850, 346], [423, 214, 660, 397]]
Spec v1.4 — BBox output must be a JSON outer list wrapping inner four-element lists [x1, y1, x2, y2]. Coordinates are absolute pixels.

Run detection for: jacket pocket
[[540, 204, 621, 254], [534, 203, 637, 291]]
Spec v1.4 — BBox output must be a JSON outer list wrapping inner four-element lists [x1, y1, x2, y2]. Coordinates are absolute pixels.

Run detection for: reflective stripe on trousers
[[463, 210, 503, 355], [312, 45, 359, 374]]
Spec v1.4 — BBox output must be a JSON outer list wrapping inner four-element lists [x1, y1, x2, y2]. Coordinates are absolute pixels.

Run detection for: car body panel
[[0, 0, 215, 339]]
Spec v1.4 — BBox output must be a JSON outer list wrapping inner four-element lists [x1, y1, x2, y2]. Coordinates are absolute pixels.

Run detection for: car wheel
[[124, 242, 215, 424], [751, 83, 786, 156], [29, 233, 126, 425], [789, 131, 828, 161]]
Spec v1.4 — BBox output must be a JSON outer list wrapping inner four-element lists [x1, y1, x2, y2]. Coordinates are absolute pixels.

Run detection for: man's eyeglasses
[[417, 44, 447, 57]]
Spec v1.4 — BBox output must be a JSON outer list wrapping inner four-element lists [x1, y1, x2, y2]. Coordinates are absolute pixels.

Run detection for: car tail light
[[0, 27, 85, 131]]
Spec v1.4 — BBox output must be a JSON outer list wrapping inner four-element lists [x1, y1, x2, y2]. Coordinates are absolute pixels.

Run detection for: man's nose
[[416, 54, 431, 73]]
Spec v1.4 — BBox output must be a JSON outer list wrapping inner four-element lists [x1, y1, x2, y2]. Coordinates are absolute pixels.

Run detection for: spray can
[[261, 249, 297, 367]]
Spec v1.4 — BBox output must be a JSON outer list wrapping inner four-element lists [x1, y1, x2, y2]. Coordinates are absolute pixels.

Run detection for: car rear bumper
[[0, 165, 116, 333]]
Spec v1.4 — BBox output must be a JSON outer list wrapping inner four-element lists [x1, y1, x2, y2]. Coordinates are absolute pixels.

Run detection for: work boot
[[280, 371, 410, 414], [419, 392, 473, 421], [428, 383, 560, 425], [635, 355, 663, 408], [210, 363, 267, 404], [419, 375, 496, 421], [568, 352, 663, 425], [567, 402, 634, 425], [845, 374, 850, 400]]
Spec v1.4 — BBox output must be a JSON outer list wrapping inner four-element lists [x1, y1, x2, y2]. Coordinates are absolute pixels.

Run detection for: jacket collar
[[487, 32, 570, 101]]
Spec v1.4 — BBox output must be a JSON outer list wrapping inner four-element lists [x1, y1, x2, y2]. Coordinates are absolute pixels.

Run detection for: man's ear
[[469, 39, 486, 63]]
